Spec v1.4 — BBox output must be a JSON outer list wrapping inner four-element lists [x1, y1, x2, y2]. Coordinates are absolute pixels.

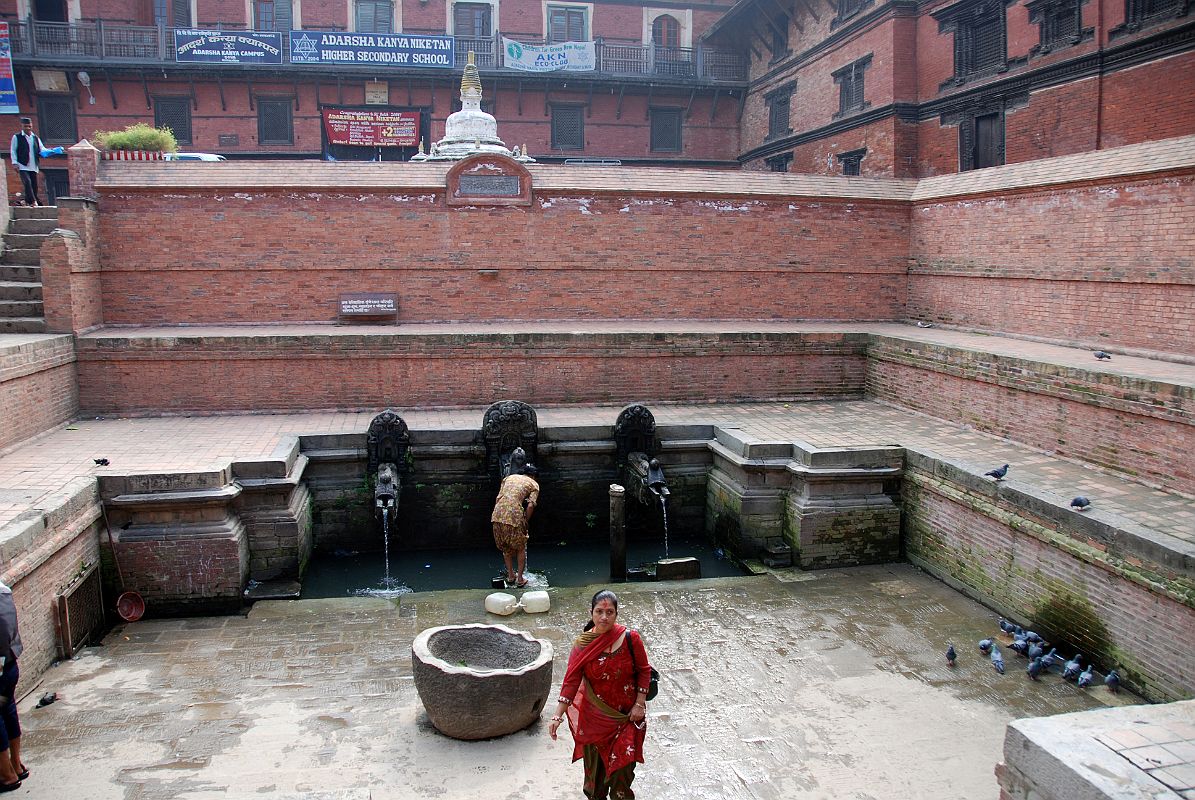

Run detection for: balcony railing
[[6, 20, 747, 81]]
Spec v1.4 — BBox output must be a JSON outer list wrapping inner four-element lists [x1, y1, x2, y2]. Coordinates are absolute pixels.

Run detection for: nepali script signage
[[175, 29, 283, 64], [290, 32, 454, 67], [0, 23, 17, 114], [323, 109, 419, 147], [501, 37, 595, 72]]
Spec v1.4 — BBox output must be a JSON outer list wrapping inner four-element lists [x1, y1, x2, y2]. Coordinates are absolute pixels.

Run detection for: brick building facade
[[705, 0, 1194, 176]]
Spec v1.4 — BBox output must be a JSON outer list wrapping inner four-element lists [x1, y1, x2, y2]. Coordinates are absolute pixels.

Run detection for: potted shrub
[[93, 123, 178, 161]]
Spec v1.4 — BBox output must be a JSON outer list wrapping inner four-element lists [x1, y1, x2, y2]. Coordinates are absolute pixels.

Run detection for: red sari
[[558, 623, 652, 775]]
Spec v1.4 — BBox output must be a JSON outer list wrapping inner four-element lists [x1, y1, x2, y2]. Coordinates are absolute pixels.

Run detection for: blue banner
[[0, 22, 18, 114], [175, 29, 283, 64], [289, 31, 454, 67]]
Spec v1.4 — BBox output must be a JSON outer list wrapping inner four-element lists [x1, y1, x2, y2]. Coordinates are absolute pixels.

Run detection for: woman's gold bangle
[[550, 716, 563, 722]]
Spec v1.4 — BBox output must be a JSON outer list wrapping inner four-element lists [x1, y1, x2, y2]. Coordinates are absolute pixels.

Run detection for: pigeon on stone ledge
[[991, 646, 1005, 674], [1028, 641, 1045, 661], [985, 464, 1009, 481], [35, 692, 57, 708], [93, 458, 109, 466], [1105, 670, 1121, 693], [946, 644, 957, 667], [1062, 654, 1084, 681], [1010, 637, 1030, 657], [1070, 496, 1091, 511], [1077, 665, 1094, 688], [1094, 351, 1112, 360], [1026, 657, 1044, 681], [979, 638, 993, 654], [916, 321, 935, 328]]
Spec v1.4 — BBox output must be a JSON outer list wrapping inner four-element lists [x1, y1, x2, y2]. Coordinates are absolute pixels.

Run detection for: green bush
[[92, 123, 178, 153]]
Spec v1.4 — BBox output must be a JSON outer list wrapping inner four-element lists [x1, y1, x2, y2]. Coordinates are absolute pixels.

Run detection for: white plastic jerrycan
[[484, 592, 519, 616], [520, 590, 551, 614]]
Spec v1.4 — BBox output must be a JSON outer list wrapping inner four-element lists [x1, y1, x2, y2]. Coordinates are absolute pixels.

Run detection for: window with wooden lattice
[[154, 97, 192, 145], [650, 108, 682, 153], [934, 0, 1020, 88], [36, 96, 77, 144], [764, 82, 795, 140], [837, 148, 866, 175], [547, 6, 588, 42], [257, 98, 294, 145], [1026, 0, 1091, 54], [454, 2, 493, 37], [356, 0, 393, 33], [833, 54, 872, 118], [765, 152, 793, 172], [1110, 0, 1188, 37], [652, 14, 680, 47], [551, 105, 584, 150]]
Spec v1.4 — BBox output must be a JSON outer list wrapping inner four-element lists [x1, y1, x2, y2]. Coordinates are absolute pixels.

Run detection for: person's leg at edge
[[516, 545, 527, 586], [9, 735, 22, 779], [0, 702, 15, 786], [608, 763, 635, 799], [582, 744, 608, 800], [19, 172, 35, 207], [29, 171, 40, 206]]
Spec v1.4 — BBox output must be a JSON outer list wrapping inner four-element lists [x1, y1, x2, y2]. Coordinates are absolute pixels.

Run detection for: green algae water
[[300, 532, 750, 598]]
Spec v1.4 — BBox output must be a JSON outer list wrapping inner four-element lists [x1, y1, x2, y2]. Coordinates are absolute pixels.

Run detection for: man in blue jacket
[[9, 117, 43, 207]]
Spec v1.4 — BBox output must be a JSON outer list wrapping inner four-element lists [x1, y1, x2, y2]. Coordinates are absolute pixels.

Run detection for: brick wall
[[908, 171, 1195, 354], [41, 198, 103, 335], [74, 331, 870, 414], [94, 189, 909, 324], [0, 337, 78, 452], [866, 341, 1194, 494], [903, 460, 1195, 701]]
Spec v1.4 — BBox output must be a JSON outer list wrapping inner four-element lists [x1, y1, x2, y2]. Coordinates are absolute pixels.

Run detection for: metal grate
[[37, 95, 78, 144], [650, 108, 682, 152], [154, 97, 192, 144], [551, 105, 584, 150], [258, 98, 294, 145], [55, 563, 104, 660]]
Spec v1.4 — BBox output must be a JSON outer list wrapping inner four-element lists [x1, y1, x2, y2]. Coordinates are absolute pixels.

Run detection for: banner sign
[[323, 109, 419, 147], [502, 37, 595, 72], [0, 23, 18, 114], [290, 32, 454, 67], [175, 29, 283, 64]]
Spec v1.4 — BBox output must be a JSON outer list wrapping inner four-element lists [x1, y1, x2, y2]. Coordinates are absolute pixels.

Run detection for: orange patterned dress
[[490, 473, 539, 555]]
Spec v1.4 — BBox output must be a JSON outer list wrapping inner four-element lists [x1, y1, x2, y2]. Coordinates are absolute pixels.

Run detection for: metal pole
[[609, 483, 626, 581]]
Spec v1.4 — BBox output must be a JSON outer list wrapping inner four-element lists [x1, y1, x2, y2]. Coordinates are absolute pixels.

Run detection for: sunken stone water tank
[[412, 623, 554, 740]]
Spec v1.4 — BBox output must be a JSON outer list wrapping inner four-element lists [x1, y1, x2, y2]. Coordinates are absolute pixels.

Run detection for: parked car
[[164, 153, 227, 161]]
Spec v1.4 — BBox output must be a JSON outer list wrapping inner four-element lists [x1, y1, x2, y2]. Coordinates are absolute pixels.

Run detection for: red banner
[[323, 109, 420, 147]]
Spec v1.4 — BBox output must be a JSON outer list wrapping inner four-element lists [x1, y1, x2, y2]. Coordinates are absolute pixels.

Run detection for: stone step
[[0, 281, 42, 301], [0, 316, 45, 333], [10, 217, 57, 235], [11, 205, 58, 220], [0, 299, 42, 317], [0, 265, 40, 282], [3, 233, 48, 249], [0, 249, 42, 266]]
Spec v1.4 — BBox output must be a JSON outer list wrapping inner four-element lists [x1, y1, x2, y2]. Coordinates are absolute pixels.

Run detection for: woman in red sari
[[548, 589, 652, 799]]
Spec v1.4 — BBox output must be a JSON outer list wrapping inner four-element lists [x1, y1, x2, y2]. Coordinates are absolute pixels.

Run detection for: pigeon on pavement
[[1077, 666, 1094, 688], [1071, 496, 1091, 511], [1027, 657, 1044, 681], [1094, 351, 1112, 360], [991, 646, 1005, 674], [1105, 670, 1121, 693], [979, 638, 994, 654], [93, 458, 109, 466], [946, 644, 957, 667], [1062, 655, 1084, 681]]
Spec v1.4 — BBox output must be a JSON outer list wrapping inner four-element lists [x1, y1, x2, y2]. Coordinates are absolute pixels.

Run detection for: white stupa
[[411, 50, 534, 162]]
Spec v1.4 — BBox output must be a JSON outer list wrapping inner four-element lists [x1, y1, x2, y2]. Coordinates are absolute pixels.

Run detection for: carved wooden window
[[1026, 0, 1083, 52], [765, 83, 794, 140], [838, 148, 866, 175], [154, 97, 192, 145], [548, 6, 588, 42], [356, 0, 393, 33], [1111, 0, 1188, 37], [935, 0, 1017, 86], [652, 14, 680, 47], [256, 0, 293, 31], [36, 96, 76, 144], [257, 98, 294, 145], [454, 3, 493, 38], [551, 105, 585, 150], [766, 152, 793, 172], [650, 108, 682, 152], [833, 54, 872, 117]]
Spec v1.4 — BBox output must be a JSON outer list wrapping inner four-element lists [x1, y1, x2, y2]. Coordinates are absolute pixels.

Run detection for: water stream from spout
[[660, 494, 670, 559], [381, 507, 391, 586]]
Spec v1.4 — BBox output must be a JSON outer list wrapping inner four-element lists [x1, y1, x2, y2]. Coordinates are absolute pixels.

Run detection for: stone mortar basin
[[412, 623, 554, 740]]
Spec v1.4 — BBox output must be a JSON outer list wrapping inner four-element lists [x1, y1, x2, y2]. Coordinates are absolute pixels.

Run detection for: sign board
[[175, 29, 283, 64], [446, 154, 533, 207], [458, 175, 521, 197], [0, 24, 17, 114], [290, 32, 453, 67], [31, 69, 69, 93], [340, 293, 398, 318], [502, 37, 595, 72], [323, 109, 419, 147], [364, 81, 389, 105]]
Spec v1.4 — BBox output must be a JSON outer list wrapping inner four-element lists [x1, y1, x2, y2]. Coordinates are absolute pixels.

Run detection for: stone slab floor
[[11, 565, 1145, 800]]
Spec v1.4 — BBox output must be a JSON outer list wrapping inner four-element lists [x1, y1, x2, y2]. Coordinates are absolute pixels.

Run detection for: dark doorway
[[42, 169, 69, 205], [33, 0, 67, 22], [974, 112, 1001, 169]]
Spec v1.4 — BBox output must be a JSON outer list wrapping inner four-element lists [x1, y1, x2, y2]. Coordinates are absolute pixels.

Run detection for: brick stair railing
[[0, 205, 57, 333]]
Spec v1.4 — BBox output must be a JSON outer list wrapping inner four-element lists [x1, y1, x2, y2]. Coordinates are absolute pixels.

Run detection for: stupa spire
[[461, 50, 482, 101]]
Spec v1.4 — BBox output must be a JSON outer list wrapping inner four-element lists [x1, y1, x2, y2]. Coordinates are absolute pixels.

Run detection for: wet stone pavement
[[15, 565, 1139, 800]]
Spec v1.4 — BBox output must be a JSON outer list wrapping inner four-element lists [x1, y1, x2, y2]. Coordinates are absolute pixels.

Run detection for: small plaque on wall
[[218, 134, 240, 147], [339, 292, 398, 321], [445, 154, 533, 207], [365, 81, 389, 105], [32, 70, 69, 93]]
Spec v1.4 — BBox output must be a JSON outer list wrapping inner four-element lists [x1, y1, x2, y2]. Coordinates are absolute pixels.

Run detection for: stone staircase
[[0, 205, 57, 333]]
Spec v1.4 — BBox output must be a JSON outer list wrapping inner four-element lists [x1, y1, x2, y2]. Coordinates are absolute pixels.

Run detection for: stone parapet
[[0, 333, 77, 452]]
